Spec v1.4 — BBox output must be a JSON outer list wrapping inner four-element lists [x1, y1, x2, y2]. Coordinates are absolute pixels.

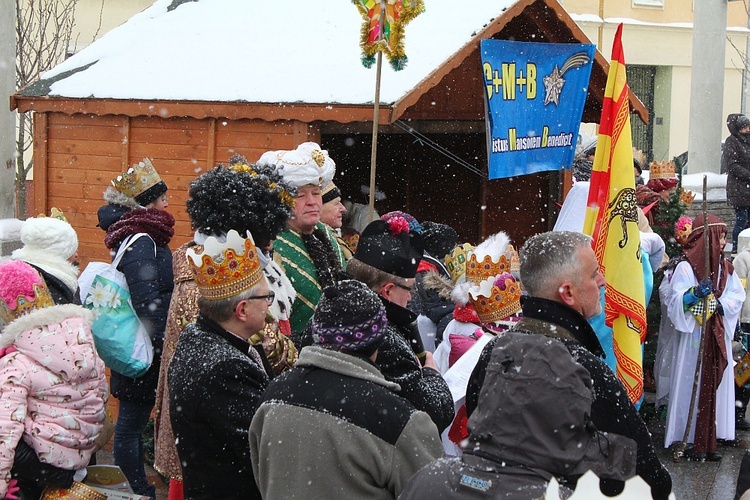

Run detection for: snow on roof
[[40, 0, 517, 104]]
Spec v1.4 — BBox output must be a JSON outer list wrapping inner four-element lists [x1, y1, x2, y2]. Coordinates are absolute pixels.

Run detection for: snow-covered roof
[[31, 0, 518, 104]]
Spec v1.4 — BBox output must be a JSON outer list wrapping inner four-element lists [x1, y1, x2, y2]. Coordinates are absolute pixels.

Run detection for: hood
[[727, 113, 750, 137], [465, 331, 635, 481], [97, 202, 130, 232]]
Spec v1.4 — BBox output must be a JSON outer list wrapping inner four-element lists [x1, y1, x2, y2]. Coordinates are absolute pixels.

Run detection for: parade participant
[[723, 113, 750, 252], [662, 215, 745, 461], [11, 208, 81, 305], [0, 260, 108, 499], [466, 231, 672, 499], [250, 280, 442, 499], [345, 219, 454, 432], [320, 181, 353, 260], [97, 158, 173, 498], [169, 230, 271, 499], [258, 142, 346, 334], [153, 156, 297, 499]]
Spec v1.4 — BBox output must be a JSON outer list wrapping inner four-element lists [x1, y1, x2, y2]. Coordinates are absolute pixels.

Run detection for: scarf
[[104, 208, 175, 250]]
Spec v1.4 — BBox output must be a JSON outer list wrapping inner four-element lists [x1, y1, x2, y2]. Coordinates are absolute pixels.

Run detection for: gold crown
[[649, 160, 676, 180], [468, 274, 522, 324], [508, 244, 520, 275], [466, 253, 512, 286], [0, 282, 55, 330], [445, 243, 475, 283], [38, 207, 69, 223], [680, 188, 695, 205], [186, 230, 264, 301], [111, 158, 163, 199]]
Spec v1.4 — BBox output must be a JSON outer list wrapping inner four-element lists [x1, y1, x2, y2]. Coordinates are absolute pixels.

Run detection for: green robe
[[273, 223, 347, 333]]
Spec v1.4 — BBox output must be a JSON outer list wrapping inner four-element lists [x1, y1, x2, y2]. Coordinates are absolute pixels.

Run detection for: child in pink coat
[[0, 260, 108, 498]]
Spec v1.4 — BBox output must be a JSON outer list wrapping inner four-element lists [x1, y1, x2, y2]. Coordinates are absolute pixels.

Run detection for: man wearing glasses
[[168, 230, 273, 500], [345, 219, 454, 433]]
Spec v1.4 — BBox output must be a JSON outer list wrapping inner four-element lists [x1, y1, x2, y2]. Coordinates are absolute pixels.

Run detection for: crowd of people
[[14, 133, 750, 499]]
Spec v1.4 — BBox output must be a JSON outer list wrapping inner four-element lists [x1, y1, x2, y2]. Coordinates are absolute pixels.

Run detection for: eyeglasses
[[247, 290, 276, 305], [393, 282, 416, 294]]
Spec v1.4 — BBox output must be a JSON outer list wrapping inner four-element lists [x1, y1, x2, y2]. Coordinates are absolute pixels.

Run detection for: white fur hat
[[19, 216, 78, 259], [257, 142, 335, 189]]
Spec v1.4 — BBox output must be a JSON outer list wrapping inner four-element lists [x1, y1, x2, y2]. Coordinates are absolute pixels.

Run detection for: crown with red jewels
[[186, 230, 263, 301], [469, 273, 522, 324], [649, 160, 676, 181]]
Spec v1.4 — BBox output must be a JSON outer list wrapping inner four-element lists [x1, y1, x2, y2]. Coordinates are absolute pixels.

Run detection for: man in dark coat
[[466, 231, 672, 500], [169, 230, 272, 499], [402, 331, 636, 499], [724, 113, 750, 251], [345, 219, 454, 433]]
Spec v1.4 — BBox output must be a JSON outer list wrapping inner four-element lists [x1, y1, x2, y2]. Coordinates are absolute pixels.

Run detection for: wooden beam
[[121, 116, 130, 169], [33, 113, 49, 216], [207, 118, 216, 168], [12, 97, 394, 124]]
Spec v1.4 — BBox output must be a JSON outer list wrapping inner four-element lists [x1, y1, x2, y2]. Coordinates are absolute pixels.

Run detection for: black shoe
[[706, 451, 723, 461]]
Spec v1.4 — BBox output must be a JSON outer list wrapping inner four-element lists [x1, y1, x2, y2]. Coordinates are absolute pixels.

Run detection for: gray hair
[[520, 231, 592, 297], [198, 281, 265, 323], [346, 258, 409, 292]]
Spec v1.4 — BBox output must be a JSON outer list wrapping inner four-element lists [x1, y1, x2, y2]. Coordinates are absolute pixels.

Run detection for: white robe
[[654, 268, 679, 408], [663, 260, 745, 448]]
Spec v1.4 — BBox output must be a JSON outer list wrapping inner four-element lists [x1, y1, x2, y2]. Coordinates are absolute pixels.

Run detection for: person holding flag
[[583, 23, 647, 406]]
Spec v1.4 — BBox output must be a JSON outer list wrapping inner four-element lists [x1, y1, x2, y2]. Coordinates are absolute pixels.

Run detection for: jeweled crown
[[112, 158, 163, 199], [445, 243, 474, 284], [466, 253, 512, 286], [186, 230, 264, 301], [0, 282, 55, 331], [649, 160, 676, 180], [468, 274, 522, 324]]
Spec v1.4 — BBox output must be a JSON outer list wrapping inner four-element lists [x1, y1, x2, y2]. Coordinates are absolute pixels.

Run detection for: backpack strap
[[111, 233, 155, 270]]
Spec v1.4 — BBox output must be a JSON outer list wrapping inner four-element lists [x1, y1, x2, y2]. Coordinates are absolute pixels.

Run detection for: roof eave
[[10, 95, 393, 123]]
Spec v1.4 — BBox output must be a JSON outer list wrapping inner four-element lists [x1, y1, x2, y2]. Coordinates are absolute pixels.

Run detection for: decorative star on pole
[[353, 0, 425, 71]]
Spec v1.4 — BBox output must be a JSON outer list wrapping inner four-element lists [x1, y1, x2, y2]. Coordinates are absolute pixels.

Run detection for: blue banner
[[481, 40, 595, 180]]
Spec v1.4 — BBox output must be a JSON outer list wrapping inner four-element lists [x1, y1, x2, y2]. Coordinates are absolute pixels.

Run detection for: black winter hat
[[355, 219, 424, 278], [421, 221, 458, 260], [311, 280, 387, 354]]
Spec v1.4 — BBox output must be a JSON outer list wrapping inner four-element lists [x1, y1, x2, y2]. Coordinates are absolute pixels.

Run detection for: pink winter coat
[[0, 304, 108, 496]]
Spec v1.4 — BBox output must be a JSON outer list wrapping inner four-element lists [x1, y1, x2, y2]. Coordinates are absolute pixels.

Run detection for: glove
[[683, 289, 700, 309], [4, 479, 19, 500], [695, 279, 713, 299]]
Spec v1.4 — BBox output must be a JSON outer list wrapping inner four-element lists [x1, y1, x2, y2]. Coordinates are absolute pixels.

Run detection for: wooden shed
[[11, 0, 647, 266]]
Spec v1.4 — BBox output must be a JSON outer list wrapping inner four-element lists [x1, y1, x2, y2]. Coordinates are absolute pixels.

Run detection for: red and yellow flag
[[583, 24, 646, 404]]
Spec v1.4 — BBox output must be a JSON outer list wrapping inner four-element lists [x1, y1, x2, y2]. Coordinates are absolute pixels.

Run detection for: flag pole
[[367, 1, 386, 225], [674, 174, 710, 462]]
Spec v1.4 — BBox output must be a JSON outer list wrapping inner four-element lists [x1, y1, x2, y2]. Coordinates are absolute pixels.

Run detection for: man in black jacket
[[169, 230, 272, 499], [723, 113, 750, 252], [466, 231, 672, 500]]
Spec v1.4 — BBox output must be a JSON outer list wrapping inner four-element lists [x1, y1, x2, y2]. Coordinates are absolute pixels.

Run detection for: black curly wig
[[186, 155, 296, 248]]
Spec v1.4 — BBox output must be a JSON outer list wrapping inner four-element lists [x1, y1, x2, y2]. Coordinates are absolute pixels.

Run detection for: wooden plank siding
[[34, 112, 317, 268]]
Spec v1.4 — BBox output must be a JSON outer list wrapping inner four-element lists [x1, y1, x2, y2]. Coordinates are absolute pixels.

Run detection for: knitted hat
[[0, 260, 55, 330], [311, 280, 387, 354], [420, 221, 458, 261], [257, 142, 336, 189], [19, 212, 78, 260], [111, 158, 168, 206], [381, 211, 422, 234], [355, 219, 424, 278], [322, 182, 342, 204], [186, 155, 295, 248], [186, 230, 264, 301]]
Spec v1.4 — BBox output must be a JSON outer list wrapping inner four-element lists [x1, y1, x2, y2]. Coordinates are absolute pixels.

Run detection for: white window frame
[[632, 0, 664, 8]]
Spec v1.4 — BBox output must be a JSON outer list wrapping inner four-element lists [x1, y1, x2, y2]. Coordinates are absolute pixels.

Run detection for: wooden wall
[[34, 112, 318, 267]]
